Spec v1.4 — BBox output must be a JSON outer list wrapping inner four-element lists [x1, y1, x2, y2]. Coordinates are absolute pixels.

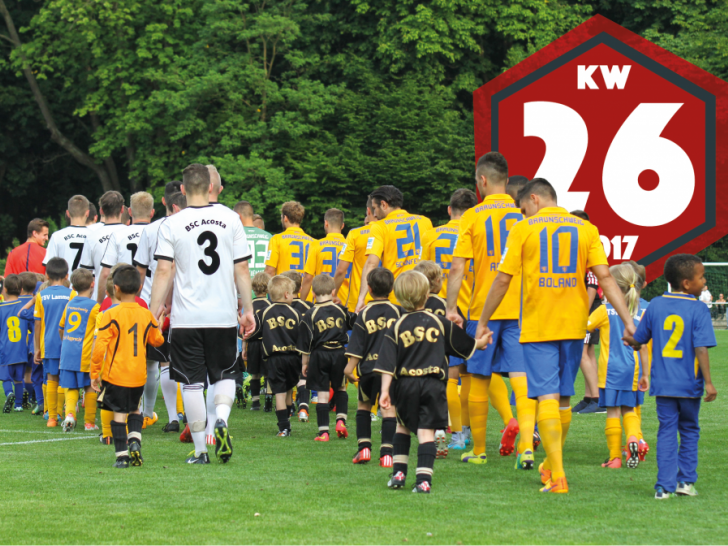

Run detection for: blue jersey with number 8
[[0, 299, 31, 366]]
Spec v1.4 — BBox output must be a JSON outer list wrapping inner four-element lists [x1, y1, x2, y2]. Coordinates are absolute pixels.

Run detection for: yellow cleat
[[538, 462, 551, 485], [515, 450, 535, 470], [142, 412, 158, 430], [460, 450, 487, 465], [540, 476, 569, 493]]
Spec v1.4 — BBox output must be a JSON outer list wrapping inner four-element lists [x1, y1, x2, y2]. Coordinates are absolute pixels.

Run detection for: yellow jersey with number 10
[[304, 233, 349, 306], [340, 225, 370, 312], [265, 226, 315, 274], [366, 209, 433, 303], [453, 195, 523, 321], [499, 206, 608, 343]]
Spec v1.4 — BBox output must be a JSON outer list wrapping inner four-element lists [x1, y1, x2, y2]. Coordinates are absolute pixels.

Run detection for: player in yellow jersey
[[300, 208, 348, 304], [264, 201, 315, 286], [334, 198, 375, 313], [477, 177, 636, 494], [356, 186, 433, 311], [421, 188, 478, 452]]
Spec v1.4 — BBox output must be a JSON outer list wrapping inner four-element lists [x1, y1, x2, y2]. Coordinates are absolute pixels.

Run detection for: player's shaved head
[[570, 210, 589, 221], [394, 270, 430, 312], [87, 202, 98, 225], [165, 181, 182, 202], [517, 178, 557, 206], [664, 254, 703, 292], [449, 189, 477, 215], [476, 152, 508, 186], [3, 275, 21, 296], [207, 165, 222, 200], [165, 192, 187, 214], [280, 270, 302, 294], [253, 214, 265, 230], [234, 201, 255, 219], [268, 275, 296, 302], [70, 268, 94, 293], [130, 191, 154, 220], [324, 208, 344, 229], [67, 195, 90, 220], [312, 274, 336, 296], [99, 190, 125, 219], [506, 175, 528, 201], [182, 163, 211, 196], [367, 268, 394, 299]]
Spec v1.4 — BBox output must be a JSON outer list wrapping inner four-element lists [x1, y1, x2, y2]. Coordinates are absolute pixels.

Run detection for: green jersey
[[245, 226, 272, 277]]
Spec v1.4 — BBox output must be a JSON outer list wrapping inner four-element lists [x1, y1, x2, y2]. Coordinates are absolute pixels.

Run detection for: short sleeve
[[587, 306, 608, 333], [586, 224, 609, 269], [303, 240, 320, 276], [59, 305, 68, 329], [33, 294, 43, 320], [345, 314, 367, 359], [633, 306, 653, 345], [453, 211, 474, 260], [443, 319, 477, 360], [373, 328, 397, 375], [100, 233, 119, 268], [498, 223, 523, 276], [43, 234, 58, 266], [265, 234, 280, 269], [693, 304, 717, 348], [134, 228, 150, 268], [232, 215, 251, 263], [155, 220, 174, 261], [296, 312, 314, 355], [340, 231, 356, 264], [365, 221, 385, 258]]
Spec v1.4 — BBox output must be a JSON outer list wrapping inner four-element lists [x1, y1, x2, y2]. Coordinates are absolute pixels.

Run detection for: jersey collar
[[535, 206, 569, 216], [386, 209, 408, 220], [483, 193, 513, 202], [663, 292, 697, 300], [323, 233, 345, 241], [285, 226, 305, 234]]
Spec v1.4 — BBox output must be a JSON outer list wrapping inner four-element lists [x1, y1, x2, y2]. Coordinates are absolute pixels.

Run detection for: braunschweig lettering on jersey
[[265, 226, 315, 273], [345, 300, 402, 377]]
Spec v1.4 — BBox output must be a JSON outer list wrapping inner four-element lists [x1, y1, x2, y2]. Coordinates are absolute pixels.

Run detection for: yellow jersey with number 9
[[422, 219, 472, 314], [453, 195, 523, 321], [265, 227, 315, 274], [499, 206, 608, 342]]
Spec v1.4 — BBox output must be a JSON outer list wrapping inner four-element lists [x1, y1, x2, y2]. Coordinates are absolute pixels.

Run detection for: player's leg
[[31, 360, 44, 415], [159, 364, 179, 431], [11, 364, 24, 411], [332, 352, 348, 438], [204, 378, 216, 446], [354, 378, 373, 464], [413, 377, 447, 493], [83, 384, 98, 430], [446, 363, 464, 450], [296, 375, 310, 416], [45, 359, 60, 427], [675, 398, 701, 496], [603, 406, 623, 468], [142, 360, 159, 428], [414, 428, 436, 493], [489, 373, 514, 428], [634, 393, 649, 460], [461, 321, 494, 463], [654, 396, 679, 497], [389, 422, 411, 489], [314, 384, 331, 440], [62, 376, 80, 431], [495, 321, 524, 459], [57, 385, 66, 421], [250, 374, 261, 409], [111, 408, 131, 468], [621, 398, 641, 469], [205, 328, 239, 462], [460, 373, 472, 444], [127, 394, 145, 468]]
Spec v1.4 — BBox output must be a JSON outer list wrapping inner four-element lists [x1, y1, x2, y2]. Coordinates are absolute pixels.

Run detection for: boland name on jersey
[[297, 301, 356, 355], [345, 300, 402, 377]]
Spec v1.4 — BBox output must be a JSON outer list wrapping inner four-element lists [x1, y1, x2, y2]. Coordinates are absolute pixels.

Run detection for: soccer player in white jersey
[[79, 191, 126, 281], [86, 202, 101, 231], [135, 190, 186, 432], [149, 163, 256, 464], [43, 195, 91, 272]]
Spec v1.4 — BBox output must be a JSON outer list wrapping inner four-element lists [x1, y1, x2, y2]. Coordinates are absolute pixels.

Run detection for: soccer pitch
[[2, 333, 727, 545]]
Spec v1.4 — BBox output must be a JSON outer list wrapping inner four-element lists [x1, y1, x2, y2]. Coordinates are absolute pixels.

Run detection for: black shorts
[[357, 373, 381, 404], [266, 354, 300, 395], [585, 330, 600, 346], [97, 382, 144, 414], [169, 327, 239, 385], [392, 376, 447, 432], [246, 340, 265, 376], [306, 349, 346, 392], [146, 334, 171, 363]]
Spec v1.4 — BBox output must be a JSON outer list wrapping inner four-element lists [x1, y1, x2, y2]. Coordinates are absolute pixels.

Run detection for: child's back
[[0, 299, 30, 366]]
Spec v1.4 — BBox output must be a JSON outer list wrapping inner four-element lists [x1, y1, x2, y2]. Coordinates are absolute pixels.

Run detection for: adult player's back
[[44, 195, 92, 272], [264, 201, 314, 275]]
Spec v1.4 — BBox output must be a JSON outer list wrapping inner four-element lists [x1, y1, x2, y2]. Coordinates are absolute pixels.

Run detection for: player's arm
[[356, 254, 380, 312], [149, 259, 174, 320], [591, 264, 636, 335], [263, 234, 279, 277], [233, 260, 256, 337], [146, 317, 165, 348], [696, 346, 717, 402], [301, 353, 310, 377], [445, 257, 466, 327], [300, 273, 314, 302], [476, 271, 513, 343], [638, 345, 650, 392], [96, 266, 111, 304], [333, 258, 351, 301], [90, 317, 115, 391], [344, 356, 359, 384]]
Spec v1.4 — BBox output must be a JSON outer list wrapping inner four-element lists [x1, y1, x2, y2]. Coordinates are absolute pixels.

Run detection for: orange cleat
[[314, 432, 330, 442], [538, 462, 552, 485], [336, 420, 348, 439], [47, 419, 58, 428], [540, 476, 569, 494], [179, 424, 193, 443], [499, 418, 519, 456], [142, 412, 158, 430], [638, 439, 650, 462], [353, 447, 371, 464], [380, 454, 393, 468], [601, 457, 622, 468]]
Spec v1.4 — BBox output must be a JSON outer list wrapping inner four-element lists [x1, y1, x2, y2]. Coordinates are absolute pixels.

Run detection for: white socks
[[205, 380, 216, 436], [143, 360, 159, 419], [182, 383, 206, 456], [213, 379, 235, 425], [159, 366, 178, 422]]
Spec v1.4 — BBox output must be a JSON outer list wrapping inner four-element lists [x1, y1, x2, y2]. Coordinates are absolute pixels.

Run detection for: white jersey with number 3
[[155, 205, 250, 328], [43, 226, 90, 271]]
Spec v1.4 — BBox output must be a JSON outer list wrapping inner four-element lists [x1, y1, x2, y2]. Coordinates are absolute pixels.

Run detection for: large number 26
[[525, 102, 695, 227], [539, 226, 578, 274], [395, 224, 421, 259]]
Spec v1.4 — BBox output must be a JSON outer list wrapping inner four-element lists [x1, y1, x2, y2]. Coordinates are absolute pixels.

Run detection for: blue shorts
[[599, 388, 639, 408], [44, 358, 60, 376], [637, 390, 645, 406], [522, 340, 583, 398], [0, 365, 8, 382], [59, 370, 90, 390], [465, 320, 524, 376], [1, 363, 25, 382]]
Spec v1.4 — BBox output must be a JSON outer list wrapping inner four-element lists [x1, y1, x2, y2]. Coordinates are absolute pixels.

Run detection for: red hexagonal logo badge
[[474, 15, 728, 282]]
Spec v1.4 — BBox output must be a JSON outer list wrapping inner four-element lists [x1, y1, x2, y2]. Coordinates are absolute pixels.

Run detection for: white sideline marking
[[0, 436, 97, 446], [0, 429, 95, 435]]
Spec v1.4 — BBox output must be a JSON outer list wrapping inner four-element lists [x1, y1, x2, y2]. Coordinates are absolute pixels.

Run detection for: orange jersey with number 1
[[421, 219, 472, 314], [499, 206, 608, 343]]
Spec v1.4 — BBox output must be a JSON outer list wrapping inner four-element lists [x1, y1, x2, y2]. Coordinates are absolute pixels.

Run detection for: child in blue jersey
[[625, 254, 717, 500], [587, 264, 649, 470], [34, 258, 74, 427], [59, 269, 100, 432], [0, 275, 32, 413], [18, 272, 44, 415]]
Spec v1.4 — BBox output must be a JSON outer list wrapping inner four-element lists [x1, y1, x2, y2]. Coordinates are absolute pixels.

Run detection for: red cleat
[[314, 432, 330, 442], [499, 418, 519, 456], [180, 424, 193, 443], [353, 447, 371, 464], [638, 439, 650, 462], [380, 454, 393, 468], [336, 420, 348, 439]]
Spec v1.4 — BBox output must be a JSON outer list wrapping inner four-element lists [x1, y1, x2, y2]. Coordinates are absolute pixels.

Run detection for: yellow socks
[[176, 384, 184, 415], [634, 405, 643, 440], [511, 376, 536, 453], [42, 383, 48, 412], [46, 380, 58, 420], [460, 374, 471, 428], [538, 399, 564, 480], [101, 409, 113, 438], [64, 389, 79, 419], [57, 387, 66, 418], [560, 406, 572, 446], [605, 417, 622, 459], [84, 391, 97, 425], [623, 411, 640, 442], [488, 373, 514, 426], [447, 378, 462, 432], [469, 376, 490, 455]]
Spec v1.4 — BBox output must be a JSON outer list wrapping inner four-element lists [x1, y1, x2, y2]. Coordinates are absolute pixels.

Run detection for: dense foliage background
[[2, 0, 728, 295]]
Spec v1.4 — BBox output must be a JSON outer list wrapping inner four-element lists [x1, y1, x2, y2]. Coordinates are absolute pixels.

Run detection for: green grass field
[[2, 332, 728, 545]]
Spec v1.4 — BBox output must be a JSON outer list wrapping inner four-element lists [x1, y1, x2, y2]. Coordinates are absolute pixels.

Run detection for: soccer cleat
[[676, 482, 698, 496], [626, 436, 640, 469], [31, 403, 43, 415], [601, 457, 622, 469], [462, 426, 472, 446], [336, 420, 348, 439], [264, 395, 273, 412], [47, 418, 58, 428], [128, 440, 143, 466], [571, 398, 589, 413], [515, 450, 535, 470], [538, 462, 552, 485], [276, 429, 291, 437], [84, 422, 99, 431], [353, 447, 371, 464], [638, 439, 650, 462], [163, 421, 180, 433], [499, 418, 519, 456], [388, 471, 406, 489], [99, 434, 112, 445], [379, 454, 393, 468], [185, 451, 211, 464], [22, 391, 30, 409], [370, 413, 379, 422], [533, 430, 541, 452], [179, 424, 193, 443], [206, 434, 216, 446], [142, 412, 158, 429], [655, 486, 675, 500], [540, 476, 569, 493], [461, 450, 487, 465], [448, 432, 466, 451], [314, 432, 330, 442], [177, 412, 187, 424], [250, 400, 260, 411], [13, 406, 23, 412], [578, 400, 606, 414], [435, 430, 448, 459], [3, 393, 15, 413], [214, 419, 233, 463], [62, 414, 76, 432], [311, 393, 319, 404], [113, 457, 130, 469], [412, 482, 431, 494], [298, 408, 309, 422]]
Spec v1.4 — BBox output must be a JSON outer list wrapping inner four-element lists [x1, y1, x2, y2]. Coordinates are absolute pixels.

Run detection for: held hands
[[345, 371, 358, 384], [705, 382, 718, 403], [379, 392, 391, 410], [476, 322, 494, 347], [302, 365, 308, 378], [446, 310, 464, 328], [622, 329, 641, 349], [34, 352, 42, 365], [238, 311, 256, 338], [638, 376, 649, 392]]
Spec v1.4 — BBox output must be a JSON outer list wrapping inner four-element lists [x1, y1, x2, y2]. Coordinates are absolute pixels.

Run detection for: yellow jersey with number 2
[[499, 206, 608, 343], [304, 233, 349, 305]]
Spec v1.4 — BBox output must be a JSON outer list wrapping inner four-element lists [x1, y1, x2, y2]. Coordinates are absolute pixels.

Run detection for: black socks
[[356, 409, 371, 450]]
